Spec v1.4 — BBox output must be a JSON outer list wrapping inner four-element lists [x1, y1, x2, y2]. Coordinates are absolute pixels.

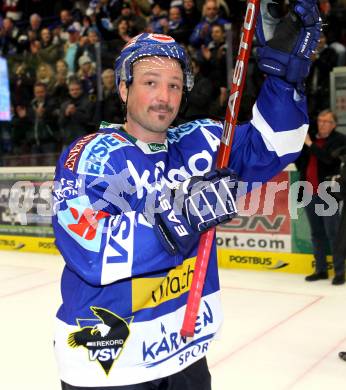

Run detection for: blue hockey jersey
[[52, 77, 308, 386]]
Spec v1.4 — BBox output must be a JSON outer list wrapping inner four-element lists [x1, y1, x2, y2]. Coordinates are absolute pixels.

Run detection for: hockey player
[[52, 1, 321, 389]]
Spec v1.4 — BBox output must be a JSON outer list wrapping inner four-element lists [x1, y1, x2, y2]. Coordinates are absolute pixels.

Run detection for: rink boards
[[0, 166, 332, 275]]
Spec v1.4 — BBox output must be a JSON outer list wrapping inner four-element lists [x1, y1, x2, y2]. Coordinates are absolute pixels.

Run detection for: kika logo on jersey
[[67, 207, 109, 240], [68, 307, 132, 375]]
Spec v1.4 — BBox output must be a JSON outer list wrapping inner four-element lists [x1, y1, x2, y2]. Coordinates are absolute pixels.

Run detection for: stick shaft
[[181, 0, 261, 337]]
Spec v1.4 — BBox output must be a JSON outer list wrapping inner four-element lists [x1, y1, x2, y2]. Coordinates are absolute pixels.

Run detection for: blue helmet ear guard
[[114, 33, 194, 94]]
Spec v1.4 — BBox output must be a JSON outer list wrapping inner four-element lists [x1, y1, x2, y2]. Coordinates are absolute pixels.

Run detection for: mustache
[[149, 104, 174, 113]]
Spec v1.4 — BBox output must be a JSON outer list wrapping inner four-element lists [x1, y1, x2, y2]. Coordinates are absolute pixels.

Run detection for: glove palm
[[256, 0, 322, 91]]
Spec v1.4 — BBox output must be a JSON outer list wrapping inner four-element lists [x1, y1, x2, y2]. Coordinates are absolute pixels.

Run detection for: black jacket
[[59, 95, 95, 145], [295, 130, 346, 183]]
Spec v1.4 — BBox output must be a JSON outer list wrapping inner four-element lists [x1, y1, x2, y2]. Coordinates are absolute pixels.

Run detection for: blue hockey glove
[[256, 0, 322, 91], [153, 168, 238, 256]]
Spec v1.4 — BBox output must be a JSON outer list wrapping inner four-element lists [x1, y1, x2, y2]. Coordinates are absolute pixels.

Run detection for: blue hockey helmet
[[114, 33, 194, 93]]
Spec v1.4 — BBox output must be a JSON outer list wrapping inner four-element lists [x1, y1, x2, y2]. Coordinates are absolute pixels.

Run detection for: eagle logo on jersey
[[68, 307, 132, 375]]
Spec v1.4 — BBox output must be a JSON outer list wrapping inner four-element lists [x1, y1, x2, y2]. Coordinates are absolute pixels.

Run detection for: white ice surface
[[0, 251, 345, 390]]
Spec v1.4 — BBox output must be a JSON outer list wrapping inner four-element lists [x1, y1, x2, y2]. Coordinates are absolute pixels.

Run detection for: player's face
[[120, 57, 184, 143]]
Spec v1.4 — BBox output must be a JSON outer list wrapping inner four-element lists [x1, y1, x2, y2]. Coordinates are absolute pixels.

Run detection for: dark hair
[[34, 82, 47, 89], [68, 77, 82, 87], [211, 23, 225, 33]]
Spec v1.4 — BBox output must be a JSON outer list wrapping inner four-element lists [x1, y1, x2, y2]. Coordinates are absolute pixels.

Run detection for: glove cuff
[[153, 212, 199, 256], [257, 46, 312, 89]]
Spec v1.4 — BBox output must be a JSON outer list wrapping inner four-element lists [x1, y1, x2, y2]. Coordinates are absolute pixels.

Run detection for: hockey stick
[[181, 0, 261, 337]]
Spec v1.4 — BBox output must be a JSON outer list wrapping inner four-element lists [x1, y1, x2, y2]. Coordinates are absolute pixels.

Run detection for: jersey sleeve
[[229, 76, 309, 184], [52, 141, 183, 287]]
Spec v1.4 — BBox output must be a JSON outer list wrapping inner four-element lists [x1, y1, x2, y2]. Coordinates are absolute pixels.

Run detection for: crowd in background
[[0, 0, 346, 166]]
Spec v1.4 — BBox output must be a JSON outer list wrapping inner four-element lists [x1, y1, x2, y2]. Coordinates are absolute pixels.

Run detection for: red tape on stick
[[180, 0, 261, 337]]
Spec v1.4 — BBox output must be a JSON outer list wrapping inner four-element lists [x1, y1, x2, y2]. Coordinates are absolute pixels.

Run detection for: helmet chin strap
[[178, 91, 188, 117], [121, 85, 130, 123]]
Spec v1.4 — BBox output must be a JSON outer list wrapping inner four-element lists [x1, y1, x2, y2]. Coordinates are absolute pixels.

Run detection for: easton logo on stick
[[222, 1, 257, 147]]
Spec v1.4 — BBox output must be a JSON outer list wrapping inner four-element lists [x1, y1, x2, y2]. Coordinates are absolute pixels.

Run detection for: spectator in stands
[[75, 34, 91, 65], [75, 28, 100, 68], [114, 1, 147, 36], [11, 104, 33, 164], [189, 0, 229, 49], [200, 23, 227, 89], [94, 3, 119, 41], [80, 15, 95, 37], [64, 22, 82, 75], [13, 32, 30, 56], [163, 6, 190, 45], [94, 0, 122, 23], [60, 9, 74, 27], [56, 58, 69, 76], [306, 32, 338, 121], [85, 6, 99, 29], [58, 9, 74, 43], [295, 109, 346, 285], [99, 18, 132, 69], [35, 63, 56, 94], [0, 17, 20, 56], [114, 18, 132, 44], [77, 53, 97, 100], [146, 3, 168, 34], [59, 79, 95, 147], [182, 0, 201, 38], [37, 27, 63, 68], [20, 39, 42, 77], [183, 58, 214, 118], [51, 59, 69, 106], [10, 63, 34, 107], [100, 68, 123, 124], [86, 0, 98, 19], [321, 0, 346, 67], [26, 13, 43, 43], [319, 0, 345, 55], [10, 82, 58, 165], [26, 82, 59, 165]]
